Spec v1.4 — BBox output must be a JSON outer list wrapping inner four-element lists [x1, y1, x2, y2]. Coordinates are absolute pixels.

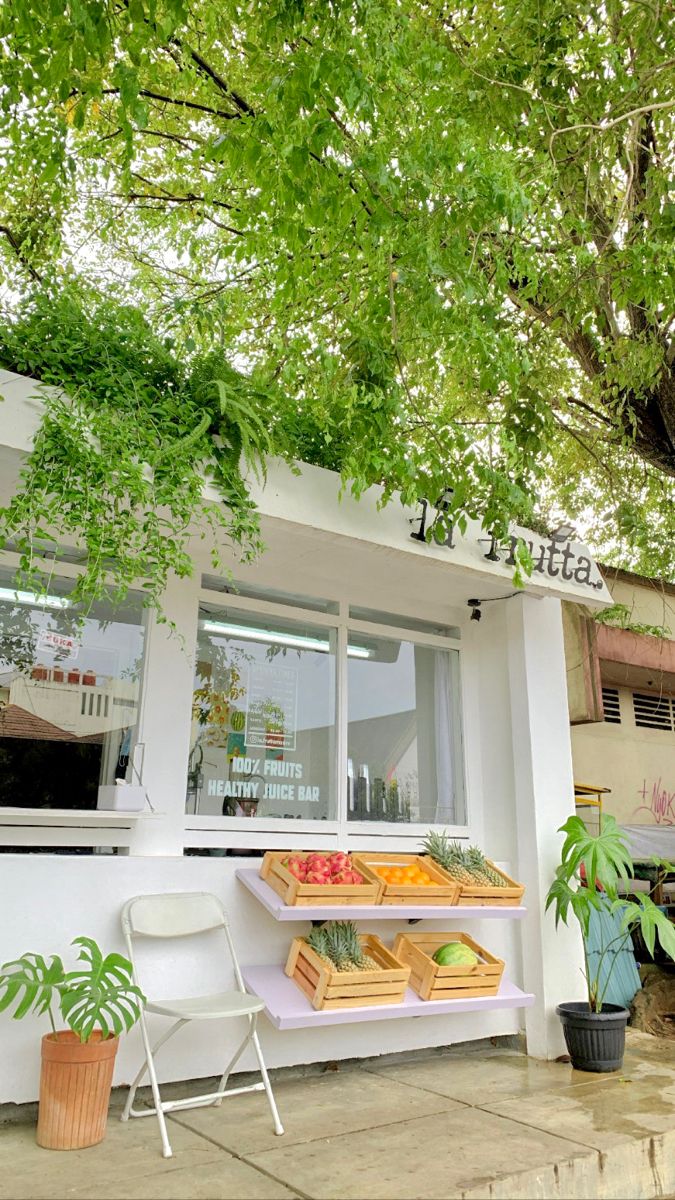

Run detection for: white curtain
[[434, 650, 455, 824]]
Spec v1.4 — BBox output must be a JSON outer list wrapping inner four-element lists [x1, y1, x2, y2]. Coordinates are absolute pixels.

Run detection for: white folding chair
[[120, 891, 284, 1158]]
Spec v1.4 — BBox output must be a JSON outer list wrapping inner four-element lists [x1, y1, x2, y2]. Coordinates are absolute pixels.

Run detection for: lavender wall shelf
[[242, 965, 534, 1030], [236, 868, 527, 922]]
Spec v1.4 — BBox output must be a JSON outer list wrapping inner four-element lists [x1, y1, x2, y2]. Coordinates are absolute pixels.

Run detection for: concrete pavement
[[1, 1030, 673, 1200]]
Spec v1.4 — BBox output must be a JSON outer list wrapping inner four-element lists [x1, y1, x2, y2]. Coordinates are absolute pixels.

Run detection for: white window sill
[[0, 808, 156, 826]]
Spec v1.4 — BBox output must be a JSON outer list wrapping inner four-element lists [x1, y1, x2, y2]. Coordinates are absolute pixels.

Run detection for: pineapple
[[324, 922, 355, 972], [307, 922, 379, 972], [422, 831, 475, 885], [306, 925, 332, 965], [342, 921, 379, 971], [466, 845, 507, 887]]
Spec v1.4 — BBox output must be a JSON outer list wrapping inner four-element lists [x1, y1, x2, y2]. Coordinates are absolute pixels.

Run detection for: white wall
[[507, 595, 586, 1058], [572, 689, 675, 826], [0, 596, 586, 1103], [0, 854, 523, 1105]]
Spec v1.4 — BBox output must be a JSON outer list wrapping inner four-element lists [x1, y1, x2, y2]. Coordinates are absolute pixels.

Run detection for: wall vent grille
[[601, 687, 621, 724], [632, 692, 674, 731]]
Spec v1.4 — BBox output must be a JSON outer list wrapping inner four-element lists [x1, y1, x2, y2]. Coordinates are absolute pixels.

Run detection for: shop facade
[[0, 369, 612, 1104]]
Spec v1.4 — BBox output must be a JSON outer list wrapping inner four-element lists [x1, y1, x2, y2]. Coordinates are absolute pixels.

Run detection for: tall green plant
[[0, 936, 145, 1041], [546, 815, 675, 1012]]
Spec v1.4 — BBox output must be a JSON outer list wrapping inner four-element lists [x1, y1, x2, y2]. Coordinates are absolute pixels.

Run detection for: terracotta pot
[[36, 1031, 119, 1150]]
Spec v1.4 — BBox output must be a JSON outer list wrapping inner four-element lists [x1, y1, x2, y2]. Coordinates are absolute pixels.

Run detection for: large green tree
[[0, 0, 673, 590]]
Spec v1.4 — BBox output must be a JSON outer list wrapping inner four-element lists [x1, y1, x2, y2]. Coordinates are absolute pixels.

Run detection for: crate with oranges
[[352, 853, 461, 906]]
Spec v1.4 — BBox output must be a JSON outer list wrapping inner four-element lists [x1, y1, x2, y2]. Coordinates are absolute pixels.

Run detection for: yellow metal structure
[[574, 781, 611, 830]]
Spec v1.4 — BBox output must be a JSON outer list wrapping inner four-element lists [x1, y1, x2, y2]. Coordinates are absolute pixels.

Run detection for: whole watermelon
[[432, 942, 479, 966]]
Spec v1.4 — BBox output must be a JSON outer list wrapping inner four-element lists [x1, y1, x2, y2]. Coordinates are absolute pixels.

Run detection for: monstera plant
[[0, 937, 145, 1150]]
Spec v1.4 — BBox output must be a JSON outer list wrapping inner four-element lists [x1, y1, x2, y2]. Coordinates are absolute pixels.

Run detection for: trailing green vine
[[0, 286, 280, 612], [593, 603, 671, 641]]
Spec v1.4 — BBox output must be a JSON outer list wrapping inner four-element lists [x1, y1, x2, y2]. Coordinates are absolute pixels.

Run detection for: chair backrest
[[122, 892, 227, 939], [121, 891, 247, 995]]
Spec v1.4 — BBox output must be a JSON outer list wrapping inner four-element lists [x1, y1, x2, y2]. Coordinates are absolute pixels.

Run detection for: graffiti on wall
[[634, 778, 675, 825]]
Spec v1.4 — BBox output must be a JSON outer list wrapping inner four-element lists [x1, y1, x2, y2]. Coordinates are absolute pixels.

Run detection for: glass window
[[0, 572, 145, 809], [347, 636, 465, 825], [190, 607, 336, 820]]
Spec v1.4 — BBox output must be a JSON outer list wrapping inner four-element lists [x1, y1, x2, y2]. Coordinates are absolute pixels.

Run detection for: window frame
[[187, 587, 468, 844], [0, 552, 151, 847], [0, 562, 470, 851]]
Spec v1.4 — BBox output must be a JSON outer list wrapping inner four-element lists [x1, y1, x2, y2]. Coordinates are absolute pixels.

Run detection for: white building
[[0, 369, 612, 1105]]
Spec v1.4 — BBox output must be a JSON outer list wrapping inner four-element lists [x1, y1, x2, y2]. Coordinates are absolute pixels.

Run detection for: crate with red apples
[[260, 850, 382, 906]]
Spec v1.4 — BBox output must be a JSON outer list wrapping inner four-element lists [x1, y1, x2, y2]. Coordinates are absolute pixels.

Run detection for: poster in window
[[245, 663, 298, 751]]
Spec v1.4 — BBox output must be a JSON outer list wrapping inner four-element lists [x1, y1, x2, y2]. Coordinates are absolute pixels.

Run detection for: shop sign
[[206, 756, 320, 803], [409, 497, 604, 591], [36, 629, 80, 659]]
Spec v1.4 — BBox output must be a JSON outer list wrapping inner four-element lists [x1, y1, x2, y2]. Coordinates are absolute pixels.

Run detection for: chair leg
[[213, 1015, 257, 1107], [121, 1019, 186, 1123], [129, 1012, 175, 1158], [251, 1028, 284, 1136]]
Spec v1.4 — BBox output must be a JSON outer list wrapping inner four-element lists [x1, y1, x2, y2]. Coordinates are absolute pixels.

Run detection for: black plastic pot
[[556, 1002, 629, 1072]]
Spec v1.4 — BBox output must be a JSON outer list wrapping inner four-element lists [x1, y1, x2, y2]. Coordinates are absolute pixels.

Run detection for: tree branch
[[550, 99, 675, 150], [101, 87, 240, 119], [0, 226, 42, 282], [138, 128, 201, 148], [170, 40, 256, 116]]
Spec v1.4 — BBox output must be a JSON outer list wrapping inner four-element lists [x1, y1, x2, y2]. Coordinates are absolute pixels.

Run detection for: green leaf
[[556, 814, 633, 895], [59, 937, 145, 1042], [613, 895, 675, 961], [0, 954, 64, 1020]]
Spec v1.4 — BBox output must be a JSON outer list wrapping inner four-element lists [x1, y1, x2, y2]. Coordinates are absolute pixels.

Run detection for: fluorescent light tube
[[0, 587, 71, 610], [201, 620, 371, 658]]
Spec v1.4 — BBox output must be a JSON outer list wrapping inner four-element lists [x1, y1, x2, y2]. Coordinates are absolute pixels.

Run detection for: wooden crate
[[393, 931, 504, 1001], [285, 934, 410, 1010], [260, 851, 381, 907], [352, 852, 461, 905], [454, 862, 525, 907]]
